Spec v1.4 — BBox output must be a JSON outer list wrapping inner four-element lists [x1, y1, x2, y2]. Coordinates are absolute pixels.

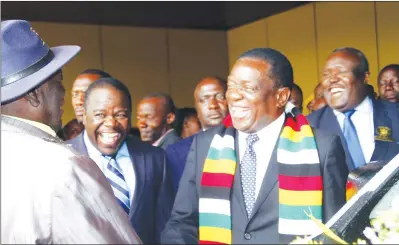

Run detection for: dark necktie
[[343, 110, 366, 169]]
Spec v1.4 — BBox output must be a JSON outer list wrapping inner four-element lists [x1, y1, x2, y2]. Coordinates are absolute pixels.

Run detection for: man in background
[[194, 76, 229, 131], [378, 64, 399, 103], [289, 83, 303, 113], [307, 83, 327, 113], [137, 92, 180, 149], [72, 69, 111, 123], [177, 107, 201, 139], [67, 78, 174, 244], [166, 76, 229, 192], [308, 47, 399, 171], [59, 118, 85, 140], [1, 20, 141, 244]]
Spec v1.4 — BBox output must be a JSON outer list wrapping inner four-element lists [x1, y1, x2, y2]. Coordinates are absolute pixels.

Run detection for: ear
[[364, 72, 370, 84], [166, 112, 176, 125], [24, 89, 41, 107], [276, 87, 291, 108]]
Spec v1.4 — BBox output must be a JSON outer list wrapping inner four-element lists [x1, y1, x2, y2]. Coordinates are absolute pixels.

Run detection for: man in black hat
[[1, 20, 141, 244]]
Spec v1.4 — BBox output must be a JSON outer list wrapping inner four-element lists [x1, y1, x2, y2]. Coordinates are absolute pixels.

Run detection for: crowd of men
[[2, 20, 399, 244]]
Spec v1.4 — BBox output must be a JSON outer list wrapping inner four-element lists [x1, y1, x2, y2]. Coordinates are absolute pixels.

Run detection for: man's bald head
[[194, 76, 228, 130]]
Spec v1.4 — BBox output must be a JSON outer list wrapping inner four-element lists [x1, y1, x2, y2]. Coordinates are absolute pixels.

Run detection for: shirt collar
[[3, 115, 57, 137], [83, 130, 129, 159], [355, 96, 373, 113], [333, 96, 373, 116], [238, 112, 286, 140], [153, 128, 175, 147]]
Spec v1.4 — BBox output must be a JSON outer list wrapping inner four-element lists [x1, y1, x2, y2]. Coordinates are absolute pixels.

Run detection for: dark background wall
[[1, 1, 306, 30]]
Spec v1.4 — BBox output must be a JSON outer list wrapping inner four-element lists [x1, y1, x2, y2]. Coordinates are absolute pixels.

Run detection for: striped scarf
[[199, 111, 323, 244]]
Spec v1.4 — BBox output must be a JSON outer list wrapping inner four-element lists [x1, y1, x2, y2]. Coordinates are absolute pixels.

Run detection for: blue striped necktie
[[343, 109, 366, 169], [103, 156, 130, 214]]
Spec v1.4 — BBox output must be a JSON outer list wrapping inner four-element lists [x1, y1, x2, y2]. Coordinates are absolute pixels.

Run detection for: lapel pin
[[375, 126, 394, 142]]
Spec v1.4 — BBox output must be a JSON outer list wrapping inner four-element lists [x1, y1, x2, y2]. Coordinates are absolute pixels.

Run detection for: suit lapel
[[232, 130, 249, 222], [73, 133, 89, 156], [126, 137, 146, 218], [249, 130, 280, 220], [319, 107, 344, 140]]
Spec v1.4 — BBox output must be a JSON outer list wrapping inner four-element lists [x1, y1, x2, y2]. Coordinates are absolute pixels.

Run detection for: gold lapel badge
[[375, 126, 394, 142]]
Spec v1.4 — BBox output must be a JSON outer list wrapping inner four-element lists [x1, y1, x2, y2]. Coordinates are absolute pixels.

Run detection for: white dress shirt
[[84, 131, 136, 206], [238, 113, 286, 200], [333, 96, 375, 163]]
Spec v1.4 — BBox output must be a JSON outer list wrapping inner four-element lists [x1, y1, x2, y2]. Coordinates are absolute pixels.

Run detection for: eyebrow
[[93, 109, 105, 113], [115, 109, 129, 113]]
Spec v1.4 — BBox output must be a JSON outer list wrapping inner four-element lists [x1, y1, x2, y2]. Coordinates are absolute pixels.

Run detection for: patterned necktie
[[103, 156, 130, 214], [240, 134, 259, 218], [343, 110, 366, 169]]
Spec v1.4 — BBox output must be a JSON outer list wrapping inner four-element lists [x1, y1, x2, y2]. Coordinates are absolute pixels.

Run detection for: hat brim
[[1, 45, 81, 104]]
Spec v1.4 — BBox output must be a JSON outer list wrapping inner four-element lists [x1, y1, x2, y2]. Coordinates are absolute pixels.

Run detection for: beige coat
[[1, 116, 142, 244]]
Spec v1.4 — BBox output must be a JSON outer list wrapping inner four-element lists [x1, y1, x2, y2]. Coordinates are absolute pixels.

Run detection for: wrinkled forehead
[[325, 51, 361, 70], [229, 58, 269, 84], [86, 86, 129, 108]]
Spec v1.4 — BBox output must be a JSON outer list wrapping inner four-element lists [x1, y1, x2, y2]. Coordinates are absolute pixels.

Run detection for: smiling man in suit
[[67, 77, 174, 244], [307, 47, 399, 171], [161, 48, 349, 244]]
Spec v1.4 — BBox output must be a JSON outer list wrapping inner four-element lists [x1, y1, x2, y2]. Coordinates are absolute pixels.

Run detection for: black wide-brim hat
[[1, 20, 81, 104]]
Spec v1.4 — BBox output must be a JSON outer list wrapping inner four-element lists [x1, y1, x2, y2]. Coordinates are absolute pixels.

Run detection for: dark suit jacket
[[157, 129, 181, 150], [307, 99, 399, 171], [166, 135, 195, 193], [161, 125, 349, 244], [67, 133, 175, 244]]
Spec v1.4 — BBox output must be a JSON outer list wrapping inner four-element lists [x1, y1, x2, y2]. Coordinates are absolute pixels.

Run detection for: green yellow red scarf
[[199, 111, 323, 244]]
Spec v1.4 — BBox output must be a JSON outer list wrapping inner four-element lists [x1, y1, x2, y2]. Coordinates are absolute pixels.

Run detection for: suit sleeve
[[156, 149, 176, 243], [322, 134, 349, 223], [165, 145, 180, 194], [161, 136, 199, 244], [52, 155, 142, 244]]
